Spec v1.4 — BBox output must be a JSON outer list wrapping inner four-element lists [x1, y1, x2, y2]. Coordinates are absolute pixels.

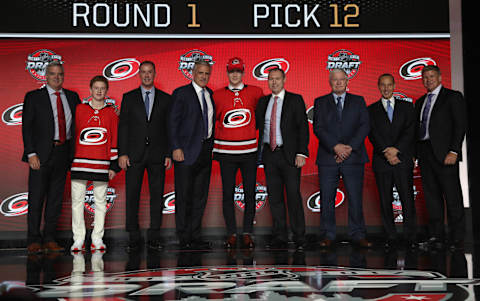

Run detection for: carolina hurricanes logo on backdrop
[[307, 189, 345, 212], [25, 49, 63, 81], [83, 184, 116, 215], [178, 50, 215, 80], [306, 106, 314, 123], [234, 182, 267, 212], [0, 192, 28, 217], [399, 57, 437, 80], [162, 191, 175, 214], [393, 185, 419, 223], [252, 58, 290, 80], [103, 58, 140, 81], [327, 49, 361, 79], [393, 91, 413, 103], [223, 108, 251, 128], [2, 103, 23, 125], [79, 127, 108, 145]]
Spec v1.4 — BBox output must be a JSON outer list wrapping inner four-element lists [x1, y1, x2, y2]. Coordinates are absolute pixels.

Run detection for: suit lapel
[[429, 86, 446, 118], [280, 91, 290, 133]]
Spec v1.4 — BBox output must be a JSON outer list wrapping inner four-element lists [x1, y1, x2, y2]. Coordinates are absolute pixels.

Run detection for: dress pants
[[125, 146, 166, 242], [374, 167, 416, 241], [263, 146, 305, 244], [219, 155, 257, 235], [318, 164, 366, 240], [417, 140, 465, 242], [27, 143, 69, 244], [174, 140, 213, 245], [71, 179, 108, 242]]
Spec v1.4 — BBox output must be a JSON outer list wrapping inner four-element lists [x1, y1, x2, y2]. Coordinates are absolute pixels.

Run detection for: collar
[[46, 84, 63, 95], [428, 84, 442, 96], [228, 83, 244, 91], [141, 86, 154, 95], [332, 92, 346, 101], [192, 81, 206, 94], [88, 100, 107, 110], [272, 89, 286, 100], [381, 96, 395, 105]]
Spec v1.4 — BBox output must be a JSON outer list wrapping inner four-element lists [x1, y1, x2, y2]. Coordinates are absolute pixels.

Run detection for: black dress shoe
[[319, 239, 333, 248], [125, 240, 142, 253], [405, 240, 418, 249], [179, 242, 191, 250], [384, 239, 396, 249], [267, 239, 288, 249], [225, 234, 237, 249], [426, 237, 444, 249], [191, 240, 211, 250], [242, 234, 255, 249], [295, 242, 306, 251], [147, 240, 164, 251], [449, 240, 464, 250], [353, 238, 372, 248]]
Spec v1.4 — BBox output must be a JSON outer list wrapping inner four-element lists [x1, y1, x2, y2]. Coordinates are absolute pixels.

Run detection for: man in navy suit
[[169, 60, 215, 250], [368, 74, 416, 249], [415, 65, 466, 250], [313, 68, 371, 248], [22, 61, 80, 253]]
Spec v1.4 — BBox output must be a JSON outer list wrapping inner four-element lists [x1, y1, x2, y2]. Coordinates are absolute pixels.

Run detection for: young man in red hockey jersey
[[213, 57, 264, 249]]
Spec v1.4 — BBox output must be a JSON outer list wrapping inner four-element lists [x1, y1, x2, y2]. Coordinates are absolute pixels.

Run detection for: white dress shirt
[[420, 84, 442, 140], [192, 81, 214, 139]]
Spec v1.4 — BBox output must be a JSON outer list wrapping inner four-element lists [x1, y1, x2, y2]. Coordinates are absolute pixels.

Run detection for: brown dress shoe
[[319, 239, 333, 248], [225, 234, 237, 248], [242, 234, 255, 249], [43, 241, 65, 252], [354, 238, 372, 248], [27, 242, 43, 254]]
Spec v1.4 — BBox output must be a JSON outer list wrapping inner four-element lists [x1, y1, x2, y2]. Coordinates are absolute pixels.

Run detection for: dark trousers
[[263, 147, 305, 244], [374, 166, 416, 241], [27, 144, 69, 244], [417, 140, 465, 242], [218, 156, 257, 235], [318, 164, 366, 240], [125, 147, 166, 241], [174, 141, 213, 245]]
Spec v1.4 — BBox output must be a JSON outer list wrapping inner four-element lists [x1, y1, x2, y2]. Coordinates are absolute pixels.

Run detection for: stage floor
[[1, 241, 479, 300]]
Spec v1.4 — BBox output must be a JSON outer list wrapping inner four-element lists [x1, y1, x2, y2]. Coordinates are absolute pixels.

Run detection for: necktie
[[55, 91, 66, 143], [144, 91, 150, 119], [201, 89, 209, 139], [336, 96, 342, 121], [386, 100, 393, 122], [419, 93, 434, 139], [269, 96, 278, 151]]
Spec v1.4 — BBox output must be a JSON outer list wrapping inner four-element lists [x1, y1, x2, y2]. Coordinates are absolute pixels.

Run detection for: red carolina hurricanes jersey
[[213, 85, 264, 155], [71, 102, 118, 181]]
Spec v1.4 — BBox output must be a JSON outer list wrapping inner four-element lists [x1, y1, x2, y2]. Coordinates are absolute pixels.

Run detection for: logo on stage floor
[[2, 103, 23, 125], [234, 182, 267, 212], [24, 266, 480, 300], [252, 58, 290, 80], [0, 192, 28, 217], [84, 184, 116, 215], [327, 49, 361, 79], [399, 57, 437, 80], [25, 49, 63, 81], [178, 50, 215, 80], [103, 58, 140, 81], [307, 189, 345, 212]]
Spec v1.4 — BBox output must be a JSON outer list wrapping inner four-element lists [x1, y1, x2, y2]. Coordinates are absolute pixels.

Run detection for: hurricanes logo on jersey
[[79, 127, 108, 145]]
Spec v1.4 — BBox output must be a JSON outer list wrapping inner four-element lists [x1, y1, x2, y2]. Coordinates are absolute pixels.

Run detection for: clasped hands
[[334, 144, 352, 163]]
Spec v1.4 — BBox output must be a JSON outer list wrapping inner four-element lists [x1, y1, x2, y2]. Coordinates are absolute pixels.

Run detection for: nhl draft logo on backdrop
[[234, 182, 267, 212], [103, 58, 140, 81], [223, 108, 251, 128], [25, 49, 63, 81], [0, 192, 28, 217], [399, 57, 437, 80], [84, 184, 116, 215], [79, 127, 108, 146], [178, 50, 215, 80], [326, 49, 361, 79], [252, 58, 290, 80], [2, 103, 23, 125], [307, 189, 345, 212]]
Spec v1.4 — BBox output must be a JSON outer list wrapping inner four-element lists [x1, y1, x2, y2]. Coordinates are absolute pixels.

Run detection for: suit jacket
[[415, 86, 466, 163], [118, 87, 172, 163], [256, 91, 309, 166], [168, 83, 215, 165], [313, 92, 369, 166], [368, 99, 415, 172], [22, 86, 80, 163]]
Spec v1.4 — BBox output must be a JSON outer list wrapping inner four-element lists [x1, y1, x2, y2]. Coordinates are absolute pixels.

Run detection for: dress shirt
[[381, 96, 396, 112], [192, 81, 214, 139], [140, 86, 155, 120], [263, 89, 285, 146], [46, 84, 73, 141], [420, 84, 442, 140], [333, 92, 346, 109]]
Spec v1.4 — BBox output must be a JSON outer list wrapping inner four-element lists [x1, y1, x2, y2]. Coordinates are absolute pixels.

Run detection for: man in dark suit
[[118, 61, 172, 252], [415, 65, 467, 250], [22, 61, 80, 254], [256, 68, 309, 250], [368, 73, 416, 249], [313, 68, 371, 248], [169, 60, 215, 250]]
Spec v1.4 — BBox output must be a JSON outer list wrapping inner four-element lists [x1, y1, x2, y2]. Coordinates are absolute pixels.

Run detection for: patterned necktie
[[419, 93, 434, 139], [269, 96, 278, 151], [387, 100, 393, 122], [55, 91, 66, 143], [144, 91, 150, 119], [336, 96, 343, 121], [201, 89, 209, 139]]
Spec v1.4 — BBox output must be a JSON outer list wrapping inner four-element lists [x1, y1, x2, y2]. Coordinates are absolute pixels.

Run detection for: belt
[[265, 144, 283, 152], [53, 140, 65, 146]]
